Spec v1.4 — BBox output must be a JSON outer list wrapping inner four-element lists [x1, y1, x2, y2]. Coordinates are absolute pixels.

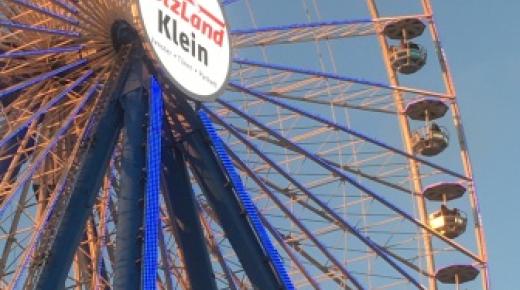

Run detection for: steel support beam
[[142, 76, 162, 290], [34, 90, 124, 290], [165, 92, 285, 290], [113, 85, 148, 290], [34, 46, 138, 289], [0, 59, 87, 100], [162, 135, 217, 290], [183, 129, 284, 290]]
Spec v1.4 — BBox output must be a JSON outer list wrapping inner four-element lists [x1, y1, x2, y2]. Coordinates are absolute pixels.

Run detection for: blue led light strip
[[0, 70, 93, 149], [0, 20, 80, 37], [142, 76, 163, 290], [0, 45, 82, 59], [51, 0, 79, 14], [233, 58, 449, 98], [221, 0, 241, 6], [231, 18, 373, 35], [0, 59, 88, 99], [198, 110, 295, 290], [9, 0, 79, 25]]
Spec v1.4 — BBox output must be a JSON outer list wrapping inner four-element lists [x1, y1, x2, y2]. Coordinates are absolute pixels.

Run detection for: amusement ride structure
[[0, 0, 488, 289]]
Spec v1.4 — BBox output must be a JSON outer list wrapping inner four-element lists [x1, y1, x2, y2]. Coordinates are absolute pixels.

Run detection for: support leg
[[113, 87, 148, 290], [166, 95, 285, 289], [35, 95, 124, 290], [162, 140, 217, 290]]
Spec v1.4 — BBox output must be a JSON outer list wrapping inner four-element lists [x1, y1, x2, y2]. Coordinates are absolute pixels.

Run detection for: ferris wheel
[[0, 0, 489, 289]]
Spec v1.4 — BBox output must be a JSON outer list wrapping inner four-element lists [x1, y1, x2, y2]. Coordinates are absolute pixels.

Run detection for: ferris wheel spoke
[[323, 159, 411, 194], [228, 67, 397, 113], [231, 19, 375, 48], [0, 127, 37, 197], [259, 215, 323, 290], [233, 58, 451, 100], [0, 59, 88, 99], [0, 177, 32, 280], [230, 15, 429, 48], [198, 206, 241, 290], [204, 101, 484, 265], [259, 172, 430, 280], [75, 1, 114, 36], [0, 1, 17, 19], [51, 0, 79, 15], [228, 82, 468, 181], [375, 245, 431, 278], [219, 120, 411, 195], [0, 97, 93, 288], [0, 69, 93, 149], [225, 141, 359, 289], [157, 230, 175, 290], [70, 217, 99, 287], [0, 45, 82, 59], [253, 174, 416, 271], [0, 82, 95, 218], [92, 177, 112, 289], [206, 108, 425, 289], [0, 19, 80, 38], [0, 47, 80, 79], [225, 86, 396, 115], [209, 101, 423, 196], [0, 127, 32, 181], [6, 0, 80, 26], [198, 202, 257, 289]]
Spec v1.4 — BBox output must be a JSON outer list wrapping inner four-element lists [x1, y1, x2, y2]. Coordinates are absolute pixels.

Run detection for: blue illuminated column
[[142, 76, 163, 290], [198, 111, 295, 290]]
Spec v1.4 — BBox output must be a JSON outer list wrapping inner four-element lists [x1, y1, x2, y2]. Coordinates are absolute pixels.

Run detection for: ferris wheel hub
[[111, 20, 138, 51]]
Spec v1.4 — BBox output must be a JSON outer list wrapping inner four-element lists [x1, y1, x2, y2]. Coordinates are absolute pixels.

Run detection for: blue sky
[[435, 1, 519, 288]]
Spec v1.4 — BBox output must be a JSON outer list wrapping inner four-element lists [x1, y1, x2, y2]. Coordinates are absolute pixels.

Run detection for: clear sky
[[435, 1, 519, 288]]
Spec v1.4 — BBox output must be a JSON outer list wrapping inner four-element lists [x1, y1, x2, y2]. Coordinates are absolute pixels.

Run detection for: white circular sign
[[137, 0, 231, 101]]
